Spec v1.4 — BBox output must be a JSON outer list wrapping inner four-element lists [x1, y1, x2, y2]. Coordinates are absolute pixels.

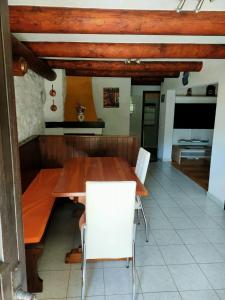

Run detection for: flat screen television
[[174, 103, 216, 129]]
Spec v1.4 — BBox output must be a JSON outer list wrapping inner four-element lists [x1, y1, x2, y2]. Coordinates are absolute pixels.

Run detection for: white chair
[[80, 181, 137, 300], [135, 147, 151, 242]]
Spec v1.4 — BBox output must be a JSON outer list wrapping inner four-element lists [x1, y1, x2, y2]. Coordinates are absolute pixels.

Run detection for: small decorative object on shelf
[[206, 85, 216, 96], [76, 104, 86, 122]]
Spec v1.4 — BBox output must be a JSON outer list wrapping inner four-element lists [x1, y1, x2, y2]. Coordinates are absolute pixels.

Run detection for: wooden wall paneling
[[89, 136, 101, 157], [64, 135, 76, 158], [117, 136, 129, 162], [105, 136, 118, 157], [128, 136, 140, 166], [39, 136, 64, 167], [19, 136, 42, 193], [39, 135, 139, 167], [74, 135, 90, 156]]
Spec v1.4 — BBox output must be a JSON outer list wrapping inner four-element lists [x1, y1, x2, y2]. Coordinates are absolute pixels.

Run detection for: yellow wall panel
[[64, 76, 97, 121]]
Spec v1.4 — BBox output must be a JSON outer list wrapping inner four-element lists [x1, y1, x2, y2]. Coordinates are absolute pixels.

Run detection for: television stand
[[172, 145, 211, 165]]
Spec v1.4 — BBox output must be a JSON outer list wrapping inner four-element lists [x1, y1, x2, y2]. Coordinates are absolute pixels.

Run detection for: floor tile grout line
[[156, 243, 180, 294]]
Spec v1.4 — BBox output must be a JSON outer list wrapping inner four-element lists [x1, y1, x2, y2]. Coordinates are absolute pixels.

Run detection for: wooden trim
[[11, 35, 57, 81], [0, 0, 27, 292], [24, 42, 225, 59], [47, 60, 203, 72], [10, 6, 225, 36]]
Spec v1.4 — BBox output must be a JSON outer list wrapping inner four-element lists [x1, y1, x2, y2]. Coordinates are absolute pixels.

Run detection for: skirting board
[[207, 192, 225, 210]]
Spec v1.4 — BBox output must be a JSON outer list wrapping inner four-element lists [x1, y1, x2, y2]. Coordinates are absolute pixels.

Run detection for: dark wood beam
[[10, 6, 225, 36], [24, 42, 225, 59], [13, 56, 28, 76], [66, 69, 180, 78], [11, 35, 56, 81], [47, 60, 203, 72]]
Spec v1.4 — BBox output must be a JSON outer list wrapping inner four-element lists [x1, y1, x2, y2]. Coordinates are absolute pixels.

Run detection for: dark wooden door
[[0, 1, 29, 298]]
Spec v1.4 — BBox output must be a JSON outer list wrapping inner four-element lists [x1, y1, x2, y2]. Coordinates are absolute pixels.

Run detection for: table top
[[53, 157, 148, 197]]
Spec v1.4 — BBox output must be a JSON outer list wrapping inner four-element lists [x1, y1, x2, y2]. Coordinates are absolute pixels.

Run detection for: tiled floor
[[36, 162, 225, 300]]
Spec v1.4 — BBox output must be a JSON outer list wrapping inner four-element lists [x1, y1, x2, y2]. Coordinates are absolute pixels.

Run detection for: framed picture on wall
[[103, 88, 119, 108]]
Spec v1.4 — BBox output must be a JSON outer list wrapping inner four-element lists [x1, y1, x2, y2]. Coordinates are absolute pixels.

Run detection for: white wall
[[158, 90, 176, 161], [92, 77, 131, 135], [43, 69, 66, 122], [160, 60, 225, 206], [130, 85, 160, 141], [14, 70, 45, 142]]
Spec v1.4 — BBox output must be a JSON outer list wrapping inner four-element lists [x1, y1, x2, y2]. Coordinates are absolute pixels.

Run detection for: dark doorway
[[141, 91, 160, 161]]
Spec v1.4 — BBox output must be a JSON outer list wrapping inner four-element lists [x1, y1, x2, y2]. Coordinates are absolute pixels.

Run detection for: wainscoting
[[39, 135, 139, 168]]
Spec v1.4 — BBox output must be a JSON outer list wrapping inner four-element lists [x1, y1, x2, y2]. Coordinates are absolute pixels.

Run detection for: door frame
[[141, 91, 160, 150], [0, 0, 26, 297]]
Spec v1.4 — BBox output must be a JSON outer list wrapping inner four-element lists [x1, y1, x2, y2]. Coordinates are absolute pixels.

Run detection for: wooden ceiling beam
[[66, 69, 179, 78], [47, 60, 203, 72], [11, 35, 56, 81], [9, 6, 225, 36], [13, 56, 28, 76], [24, 42, 225, 59]]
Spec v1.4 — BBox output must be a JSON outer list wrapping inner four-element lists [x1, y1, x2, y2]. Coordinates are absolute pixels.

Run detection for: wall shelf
[[176, 96, 217, 104]]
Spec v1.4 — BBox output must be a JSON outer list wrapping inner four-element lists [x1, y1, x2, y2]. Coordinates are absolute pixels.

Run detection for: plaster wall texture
[[92, 77, 131, 135], [43, 69, 66, 122], [14, 70, 45, 143]]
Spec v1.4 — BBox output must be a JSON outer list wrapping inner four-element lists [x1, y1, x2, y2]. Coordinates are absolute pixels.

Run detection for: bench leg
[[25, 244, 44, 293]]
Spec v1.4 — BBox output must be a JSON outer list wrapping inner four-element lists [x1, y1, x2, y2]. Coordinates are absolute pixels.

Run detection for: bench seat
[[22, 168, 62, 292], [22, 168, 62, 244]]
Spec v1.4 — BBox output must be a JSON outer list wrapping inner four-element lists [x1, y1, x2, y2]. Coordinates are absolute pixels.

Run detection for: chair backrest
[[85, 181, 136, 260], [135, 147, 151, 184]]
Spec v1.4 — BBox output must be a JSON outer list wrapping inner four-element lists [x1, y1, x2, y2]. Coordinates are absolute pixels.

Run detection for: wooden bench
[[22, 168, 62, 293]]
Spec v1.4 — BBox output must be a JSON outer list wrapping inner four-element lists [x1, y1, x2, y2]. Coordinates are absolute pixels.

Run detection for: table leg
[[26, 244, 44, 293], [65, 247, 82, 263]]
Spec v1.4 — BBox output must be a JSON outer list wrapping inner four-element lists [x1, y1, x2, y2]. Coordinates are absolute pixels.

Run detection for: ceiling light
[[176, 0, 186, 12]]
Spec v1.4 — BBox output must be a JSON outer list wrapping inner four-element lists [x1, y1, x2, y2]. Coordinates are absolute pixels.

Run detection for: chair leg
[[81, 228, 86, 300], [126, 258, 130, 268], [140, 202, 149, 242], [137, 209, 141, 225], [81, 226, 84, 270], [132, 240, 136, 300]]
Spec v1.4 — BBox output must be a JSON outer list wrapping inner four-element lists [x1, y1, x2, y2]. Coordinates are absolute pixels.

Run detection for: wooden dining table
[[53, 156, 148, 198], [52, 156, 148, 263]]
